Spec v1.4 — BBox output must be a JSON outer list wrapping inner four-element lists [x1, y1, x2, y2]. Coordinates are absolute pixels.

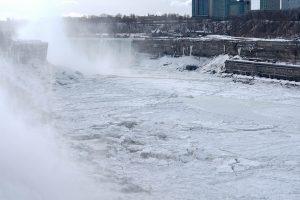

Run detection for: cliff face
[[230, 20, 300, 38], [229, 9, 300, 38], [229, 20, 300, 38], [132, 37, 300, 63], [64, 9, 300, 39]]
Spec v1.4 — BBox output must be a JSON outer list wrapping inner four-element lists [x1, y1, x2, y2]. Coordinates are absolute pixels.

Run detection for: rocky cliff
[[64, 9, 300, 39]]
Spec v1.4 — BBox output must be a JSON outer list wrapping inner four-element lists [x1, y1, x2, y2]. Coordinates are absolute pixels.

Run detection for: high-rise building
[[209, 0, 229, 19], [192, 0, 251, 19], [260, 0, 281, 10], [192, 0, 209, 17], [228, 0, 251, 17], [282, 0, 300, 9], [244, 0, 251, 13], [192, 0, 198, 17]]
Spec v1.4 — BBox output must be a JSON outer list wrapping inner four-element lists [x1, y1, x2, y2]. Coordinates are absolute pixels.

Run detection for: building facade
[[192, 0, 250, 19], [228, 0, 251, 17], [282, 0, 300, 9], [209, 0, 229, 19], [260, 0, 281, 10], [192, 0, 209, 17]]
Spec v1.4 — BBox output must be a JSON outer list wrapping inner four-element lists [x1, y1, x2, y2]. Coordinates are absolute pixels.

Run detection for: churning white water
[[0, 58, 115, 200]]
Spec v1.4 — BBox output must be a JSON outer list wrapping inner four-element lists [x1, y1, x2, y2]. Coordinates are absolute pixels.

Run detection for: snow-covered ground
[[51, 54, 300, 200]]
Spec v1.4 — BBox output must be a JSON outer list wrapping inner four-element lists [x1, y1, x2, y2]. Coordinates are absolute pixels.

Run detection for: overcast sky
[[0, 0, 260, 19]]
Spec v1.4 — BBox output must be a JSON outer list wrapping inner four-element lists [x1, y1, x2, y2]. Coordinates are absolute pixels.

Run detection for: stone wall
[[225, 60, 300, 81], [132, 37, 300, 63]]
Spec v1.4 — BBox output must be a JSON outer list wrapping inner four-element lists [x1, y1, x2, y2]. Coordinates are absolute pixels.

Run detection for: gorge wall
[[132, 37, 300, 63], [64, 9, 300, 39]]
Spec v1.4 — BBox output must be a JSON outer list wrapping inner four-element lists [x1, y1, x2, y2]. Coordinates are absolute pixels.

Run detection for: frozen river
[[52, 53, 300, 200], [1, 39, 300, 200]]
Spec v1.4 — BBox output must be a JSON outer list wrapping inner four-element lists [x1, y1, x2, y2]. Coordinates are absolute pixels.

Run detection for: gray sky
[[0, 0, 260, 19]]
